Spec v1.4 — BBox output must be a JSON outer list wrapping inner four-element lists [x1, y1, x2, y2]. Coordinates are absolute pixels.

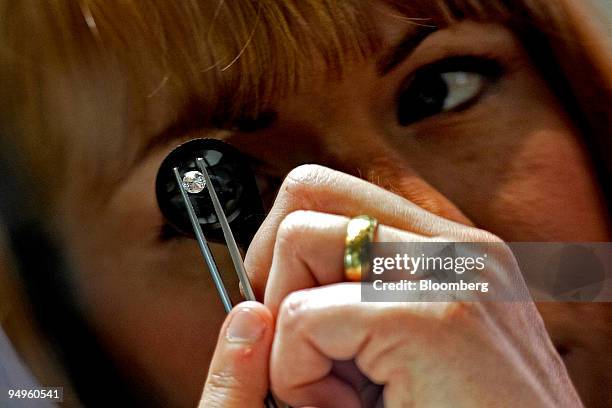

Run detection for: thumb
[[199, 301, 274, 408]]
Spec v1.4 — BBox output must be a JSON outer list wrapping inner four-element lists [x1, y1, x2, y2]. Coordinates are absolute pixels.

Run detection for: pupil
[[397, 72, 449, 126]]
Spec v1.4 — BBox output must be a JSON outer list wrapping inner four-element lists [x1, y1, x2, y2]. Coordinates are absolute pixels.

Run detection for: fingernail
[[226, 308, 265, 343]]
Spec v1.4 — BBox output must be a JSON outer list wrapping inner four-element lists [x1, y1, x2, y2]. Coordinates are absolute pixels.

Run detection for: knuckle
[[478, 230, 504, 244], [437, 301, 483, 326], [460, 227, 504, 244], [202, 371, 247, 405], [280, 164, 330, 206], [277, 291, 311, 334], [277, 210, 312, 242], [286, 164, 327, 184], [275, 211, 313, 258]]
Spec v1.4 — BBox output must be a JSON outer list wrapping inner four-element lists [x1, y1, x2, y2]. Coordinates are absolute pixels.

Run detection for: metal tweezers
[[173, 158, 280, 408]]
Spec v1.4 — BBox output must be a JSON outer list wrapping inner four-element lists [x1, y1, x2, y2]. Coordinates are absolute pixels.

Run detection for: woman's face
[[57, 10, 609, 408]]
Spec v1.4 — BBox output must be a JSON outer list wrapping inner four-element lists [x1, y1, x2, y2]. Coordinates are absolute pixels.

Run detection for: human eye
[[396, 56, 503, 126]]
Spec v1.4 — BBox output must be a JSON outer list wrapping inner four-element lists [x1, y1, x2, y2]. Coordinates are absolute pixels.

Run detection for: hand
[[245, 165, 583, 407], [198, 301, 274, 408]]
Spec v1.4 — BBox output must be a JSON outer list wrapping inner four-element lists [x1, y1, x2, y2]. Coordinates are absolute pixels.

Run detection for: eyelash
[[396, 55, 504, 126]]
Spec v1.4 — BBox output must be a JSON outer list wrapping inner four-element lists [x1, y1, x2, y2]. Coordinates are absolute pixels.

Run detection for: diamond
[[182, 171, 206, 194]]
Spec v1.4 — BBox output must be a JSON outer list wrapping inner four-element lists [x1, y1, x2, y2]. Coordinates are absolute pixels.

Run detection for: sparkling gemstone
[[182, 171, 206, 194]]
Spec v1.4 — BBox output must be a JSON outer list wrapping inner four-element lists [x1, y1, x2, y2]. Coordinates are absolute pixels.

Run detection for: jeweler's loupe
[[155, 138, 265, 247]]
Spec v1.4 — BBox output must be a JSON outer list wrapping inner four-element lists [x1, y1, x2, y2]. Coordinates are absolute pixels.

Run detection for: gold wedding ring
[[344, 215, 378, 282]]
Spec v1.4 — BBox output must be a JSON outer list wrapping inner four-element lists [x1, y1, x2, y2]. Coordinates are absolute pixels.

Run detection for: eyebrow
[[377, 25, 438, 75]]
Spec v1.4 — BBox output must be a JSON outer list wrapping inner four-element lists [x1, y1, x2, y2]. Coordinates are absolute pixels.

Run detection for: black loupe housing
[[155, 138, 265, 247]]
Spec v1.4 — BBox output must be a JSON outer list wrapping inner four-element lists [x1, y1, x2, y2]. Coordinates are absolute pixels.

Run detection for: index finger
[[246, 164, 470, 298]]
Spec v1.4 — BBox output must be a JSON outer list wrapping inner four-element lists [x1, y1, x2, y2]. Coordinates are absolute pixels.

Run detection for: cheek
[[412, 124, 609, 241], [480, 129, 609, 240], [60, 172, 239, 407]]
